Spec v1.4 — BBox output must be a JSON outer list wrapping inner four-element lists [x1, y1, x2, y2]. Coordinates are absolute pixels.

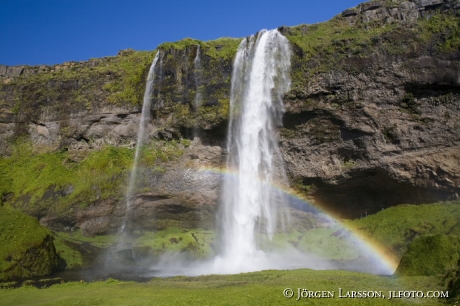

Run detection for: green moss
[[285, 7, 460, 90], [347, 201, 460, 260], [0, 269, 448, 305], [399, 92, 418, 114], [0, 143, 131, 214], [52, 231, 118, 270], [199, 99, 230, 126], [158, 37, 240, 61], [172, 97, 230, 129], [134, 228, 215, 258], [0, 138, 186, 215], [419, 13, 460, 53], [159, 38, 202, 51], [396, 234, 460, 276], [52, 236, 84, 270], [298, 227, 359, 260], [55, 231, 116, 249], [140, 139, 185, 166], [52, 227, 215, 268], [202, 37, 241, 60], [285, 19, 399, 86], [8, 50, 156, 109], [0, 206, 57, 281], [95, 50, 157, 105]]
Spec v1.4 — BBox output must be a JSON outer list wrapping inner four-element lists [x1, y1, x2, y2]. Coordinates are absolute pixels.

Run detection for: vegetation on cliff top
[[158, 37, 241, 60], [285, 5, 460, 88], [2, 50, 156, 111]]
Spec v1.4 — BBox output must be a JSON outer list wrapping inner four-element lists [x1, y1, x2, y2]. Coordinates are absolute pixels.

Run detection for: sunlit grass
[[0, 269, 447, 305]]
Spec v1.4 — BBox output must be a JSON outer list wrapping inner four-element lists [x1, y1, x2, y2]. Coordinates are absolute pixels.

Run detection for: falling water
[[120, 51, 160, 234], [193, 44, 202, 111], [216, 29, 292, 273], [147, 32, 395, 276], [192, 45, 203, 139]]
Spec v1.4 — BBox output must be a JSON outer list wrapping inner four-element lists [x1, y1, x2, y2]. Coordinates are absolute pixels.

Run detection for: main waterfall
[[147, 31, 394, 277], [216, 29, 292, 273]]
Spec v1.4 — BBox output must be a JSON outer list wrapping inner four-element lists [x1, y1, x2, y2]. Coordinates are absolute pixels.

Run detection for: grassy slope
[[396, 234, 460, 276], [0, 270, 446, 306], [347, 201, 460, 259], [0, 139, 188, 214]]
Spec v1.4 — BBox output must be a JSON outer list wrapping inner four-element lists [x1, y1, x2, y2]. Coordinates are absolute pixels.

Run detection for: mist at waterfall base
[[99, 29, 395, 279]]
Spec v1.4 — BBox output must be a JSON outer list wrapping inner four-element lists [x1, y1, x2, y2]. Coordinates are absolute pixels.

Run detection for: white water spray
[[216, 29, 292, 273], [120, 51, 160, 234]]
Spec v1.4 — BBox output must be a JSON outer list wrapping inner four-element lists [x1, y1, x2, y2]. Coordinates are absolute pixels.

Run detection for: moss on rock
[[0, 138, 187, 223], [0, 206, 64, 281], [396, 234, 460, 276], [347, 201, 460, 261]]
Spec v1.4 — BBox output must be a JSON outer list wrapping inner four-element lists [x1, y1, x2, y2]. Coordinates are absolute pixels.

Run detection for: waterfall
[[147, 31, 394, 277], [193, 44, 202, 111], [217, 29, 292, 272], [120, 51, 160, 234], [192, 45, 202, 139]]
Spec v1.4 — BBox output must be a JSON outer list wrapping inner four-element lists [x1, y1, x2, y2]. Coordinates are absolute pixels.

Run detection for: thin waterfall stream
[[193, 44, 202, 111], [120, 51, 160, 237]]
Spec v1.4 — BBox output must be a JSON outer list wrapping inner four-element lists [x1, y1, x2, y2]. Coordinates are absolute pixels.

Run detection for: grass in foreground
[[0, 269, 449, 306]]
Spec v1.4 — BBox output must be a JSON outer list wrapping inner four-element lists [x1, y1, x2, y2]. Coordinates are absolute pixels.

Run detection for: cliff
[[281, 0, 460, 216], [0, 0, 459, 235]]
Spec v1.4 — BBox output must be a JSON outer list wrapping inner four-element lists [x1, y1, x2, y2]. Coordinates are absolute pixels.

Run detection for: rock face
[[0, 0, 460, 232], [279, 0, 460, 217], [70, 138, 223, 235], [341, 0, 459, 24]]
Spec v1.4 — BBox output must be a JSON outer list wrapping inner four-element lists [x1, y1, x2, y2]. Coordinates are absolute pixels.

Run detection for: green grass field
[[0, 269, 449, 306]]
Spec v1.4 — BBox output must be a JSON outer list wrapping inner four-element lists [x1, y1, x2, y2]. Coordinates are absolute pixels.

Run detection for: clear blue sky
[[1, 0, 365, 66]]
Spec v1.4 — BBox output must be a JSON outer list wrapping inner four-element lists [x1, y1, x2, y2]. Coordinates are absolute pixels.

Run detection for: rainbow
[[194, 165, 399, 274]]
